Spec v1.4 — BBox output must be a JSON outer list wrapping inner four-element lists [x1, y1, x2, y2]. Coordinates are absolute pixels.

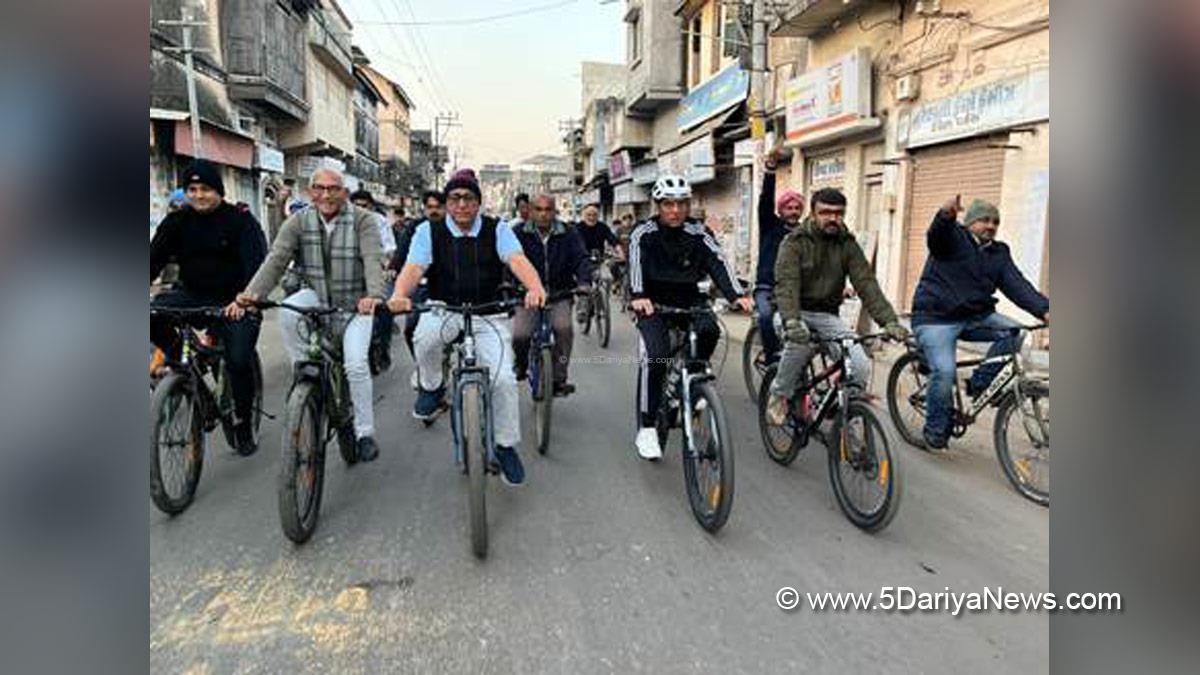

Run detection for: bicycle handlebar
[[149, 306, 228, 320], [254, 300, 391, 317], [409, 297, 524, 316]]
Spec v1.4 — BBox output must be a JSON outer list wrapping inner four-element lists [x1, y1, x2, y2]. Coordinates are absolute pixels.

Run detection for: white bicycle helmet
[[651, 173, 692, 201]]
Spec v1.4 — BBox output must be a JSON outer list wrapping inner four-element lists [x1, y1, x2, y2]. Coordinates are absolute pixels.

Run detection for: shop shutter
[[902, 137, 1006, 310]]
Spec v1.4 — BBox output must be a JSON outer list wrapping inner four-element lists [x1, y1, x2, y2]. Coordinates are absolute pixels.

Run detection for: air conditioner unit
[[915, 0, 941, 15], [895, 74, 920, 102]]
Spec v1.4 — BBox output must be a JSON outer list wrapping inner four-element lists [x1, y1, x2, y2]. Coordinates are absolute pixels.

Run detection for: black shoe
[[492, 445, 525, 486], [233, 421, 257, 456], [923, 430, 948, 451], [553, 382, 575, 397], [357, 436, 379, 462]]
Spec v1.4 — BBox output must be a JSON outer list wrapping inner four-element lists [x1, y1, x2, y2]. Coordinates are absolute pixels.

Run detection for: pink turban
[[776, 190, 804, 213]]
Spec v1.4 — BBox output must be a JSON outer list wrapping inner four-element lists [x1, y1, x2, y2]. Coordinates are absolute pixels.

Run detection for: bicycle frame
[[660, 311, 718, 456], [286, 310, 353, 445]]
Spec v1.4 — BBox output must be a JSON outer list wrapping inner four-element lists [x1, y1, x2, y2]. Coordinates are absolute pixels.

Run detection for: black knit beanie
[[182, 159, 225, 197]]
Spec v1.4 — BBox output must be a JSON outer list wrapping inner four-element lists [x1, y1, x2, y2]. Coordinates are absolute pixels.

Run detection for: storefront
[[896, 68, 1050, 316], [784, 47, 887, 263]]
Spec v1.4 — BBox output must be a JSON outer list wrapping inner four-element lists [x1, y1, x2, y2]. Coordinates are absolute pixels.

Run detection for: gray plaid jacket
[[247, 204, 385, 313]]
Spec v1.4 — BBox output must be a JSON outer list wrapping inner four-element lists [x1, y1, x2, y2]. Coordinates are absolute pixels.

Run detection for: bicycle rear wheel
[[994, 386, 1050, 506], [886, 351, 929, 449], [683, 382, 734, 532], [742, 324, 764, 400], [828, 401, 900, 532], [150, 373, 205, 516], [220, 354, 265, 456], [533, 346, 553, 455], [462, 382, 488, 558], [277, 381, 325, 544]]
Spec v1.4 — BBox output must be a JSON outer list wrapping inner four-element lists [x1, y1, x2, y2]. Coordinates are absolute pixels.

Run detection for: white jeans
[[413, 310, 520, 448], [279, 289, 375, 439]]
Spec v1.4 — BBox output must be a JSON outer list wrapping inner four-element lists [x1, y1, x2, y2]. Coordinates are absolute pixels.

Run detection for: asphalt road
[[150, 310, 1049, 674]]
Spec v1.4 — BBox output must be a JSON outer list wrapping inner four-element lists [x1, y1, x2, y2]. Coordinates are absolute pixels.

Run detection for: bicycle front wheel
[[598, 288, 612, 348], [533, 346, 553, 455], [150, 373, 205, 516], [683, 382, 735, 532], [757, 365, 805, 466], [277, 381, 325, 544], [828, 401, 900, 533], [462, 382, 489, 558], [994, 385, 1050, 506], [741, 324, 763, 400], [886, 351, 929, 449]]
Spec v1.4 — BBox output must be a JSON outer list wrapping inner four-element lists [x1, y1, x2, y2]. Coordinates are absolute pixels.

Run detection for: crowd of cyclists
[[152, 147, 1048, 509]]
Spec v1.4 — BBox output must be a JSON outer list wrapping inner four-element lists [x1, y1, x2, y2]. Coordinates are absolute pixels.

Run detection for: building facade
[[772, 0, 1050, 336]]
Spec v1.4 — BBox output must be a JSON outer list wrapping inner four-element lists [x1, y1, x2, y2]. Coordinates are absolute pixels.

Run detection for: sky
[[339, 0, 626, 167]]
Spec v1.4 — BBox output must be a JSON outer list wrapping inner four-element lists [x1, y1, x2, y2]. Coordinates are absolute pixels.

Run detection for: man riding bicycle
[[912, 196, 1049, 449], [766, 187, 909, 425], [511, 194, 591, 397], [754, 147, 805, 366], [575, 203, 620, 321], [225, 166, 388, 463], [629, 174, 753, 460], [386, 169, 547, 486], [391, 190, 446, 360], [151, 160, 267, 455]]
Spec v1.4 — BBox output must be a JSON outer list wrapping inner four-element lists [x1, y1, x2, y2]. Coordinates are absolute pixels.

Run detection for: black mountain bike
[[579, 252, 612, 348], [758, 332, 901, 532], [644, 302, 735, 533], [149, 306, 264, 516], [256, 301, 380, 544], [410, 297, 523, 559], [885, 325, 1050, 505], [524, 289, 582, 455]]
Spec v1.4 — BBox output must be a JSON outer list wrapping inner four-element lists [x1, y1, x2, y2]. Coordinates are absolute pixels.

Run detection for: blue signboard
[[677, 64, 750, 132]]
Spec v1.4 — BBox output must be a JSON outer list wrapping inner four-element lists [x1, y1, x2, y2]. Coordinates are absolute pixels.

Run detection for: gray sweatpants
[[769, 311, 871, 396]]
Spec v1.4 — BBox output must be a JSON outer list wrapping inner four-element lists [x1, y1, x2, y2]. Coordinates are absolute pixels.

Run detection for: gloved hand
[[884, 321, 910, 341], [783, 318, 810, 344]]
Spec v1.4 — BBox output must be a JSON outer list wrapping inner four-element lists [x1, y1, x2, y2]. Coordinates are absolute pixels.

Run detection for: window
[[627, 15, 642, 64], [689, 17, 702, 87]]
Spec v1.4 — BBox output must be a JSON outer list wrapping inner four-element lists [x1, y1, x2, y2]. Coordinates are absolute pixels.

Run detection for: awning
[[174, 120, 255, 170], [659, 107, 741, 156]]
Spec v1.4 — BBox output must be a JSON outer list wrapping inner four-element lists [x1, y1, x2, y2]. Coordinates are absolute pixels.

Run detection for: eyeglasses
[[310, 184, 343, 194], [447, 193, 479, 204]]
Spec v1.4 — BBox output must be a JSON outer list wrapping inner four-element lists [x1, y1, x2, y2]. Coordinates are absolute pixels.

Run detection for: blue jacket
[[912, 209, 1049, 325], [514, 220, 591, 292], [755, 171, 791, 289]]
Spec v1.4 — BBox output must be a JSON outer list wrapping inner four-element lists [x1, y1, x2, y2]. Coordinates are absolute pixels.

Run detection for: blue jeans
[[754, 287, 781, 363], [914, 313, 1023, 439]]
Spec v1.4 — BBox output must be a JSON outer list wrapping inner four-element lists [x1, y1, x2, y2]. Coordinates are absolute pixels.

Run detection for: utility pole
[[749, 0, 768, 141], [158, 6, 208, 159], [433, 111, 461, 183]]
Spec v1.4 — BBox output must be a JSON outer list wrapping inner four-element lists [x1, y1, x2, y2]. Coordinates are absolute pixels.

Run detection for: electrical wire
[[356, 0, 580, 27]]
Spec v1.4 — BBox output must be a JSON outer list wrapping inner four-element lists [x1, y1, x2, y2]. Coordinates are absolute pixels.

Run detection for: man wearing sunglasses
[[387, 169, 546, 486], [766, 188, 909, 426], [912, 196, 1050, 450]]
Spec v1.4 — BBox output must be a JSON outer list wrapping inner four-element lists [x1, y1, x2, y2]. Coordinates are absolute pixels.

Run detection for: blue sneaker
[[412, 386, 446, 421], [492, 445, 525, 486]]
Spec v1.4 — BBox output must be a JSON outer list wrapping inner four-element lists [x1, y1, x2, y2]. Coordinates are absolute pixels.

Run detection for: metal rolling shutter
[[902, 137, 1006, 310]]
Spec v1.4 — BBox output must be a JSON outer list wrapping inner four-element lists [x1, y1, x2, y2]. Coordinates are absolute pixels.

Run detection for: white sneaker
[[635, 427, 662, 461]]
